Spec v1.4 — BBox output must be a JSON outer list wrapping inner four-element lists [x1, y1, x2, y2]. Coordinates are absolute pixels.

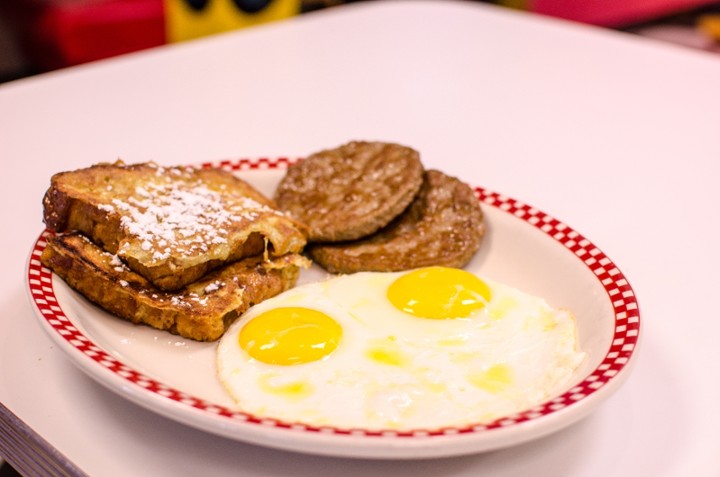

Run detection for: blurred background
[[1, 0, 720, 84]]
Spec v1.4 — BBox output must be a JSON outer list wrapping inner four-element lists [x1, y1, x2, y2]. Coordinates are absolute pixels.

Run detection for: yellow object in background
[[166, 0, 302, 42], [698, 14, 720, 41], [494, 0, 528, 10]]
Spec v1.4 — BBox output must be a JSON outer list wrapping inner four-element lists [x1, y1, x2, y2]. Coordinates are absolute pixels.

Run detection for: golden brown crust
[[274, 141, 424, 242], [308, 170, 484, 273], [40, 232, 309, 341], [42, 161, 307, 291]]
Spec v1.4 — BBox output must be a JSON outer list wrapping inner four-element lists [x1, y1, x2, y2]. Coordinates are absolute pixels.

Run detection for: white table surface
[[1, 1, 720, 475]]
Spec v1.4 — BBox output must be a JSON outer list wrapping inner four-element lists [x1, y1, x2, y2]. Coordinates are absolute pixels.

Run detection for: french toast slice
[[43, 161, 307, 291], [41, 232, 310, 341]]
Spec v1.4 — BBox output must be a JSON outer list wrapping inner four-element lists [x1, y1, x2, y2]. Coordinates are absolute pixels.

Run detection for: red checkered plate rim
[[26, 157, 640, 459]]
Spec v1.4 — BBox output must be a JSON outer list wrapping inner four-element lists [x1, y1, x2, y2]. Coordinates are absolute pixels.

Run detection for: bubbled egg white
[[216, 266, 586, 431]]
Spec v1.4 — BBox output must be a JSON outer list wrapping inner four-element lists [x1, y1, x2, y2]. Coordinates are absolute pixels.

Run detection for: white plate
[[26, 158, 640, 459]]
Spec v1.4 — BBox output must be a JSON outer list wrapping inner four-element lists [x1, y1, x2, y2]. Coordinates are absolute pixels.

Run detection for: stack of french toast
[[40, 161, 309, 341]]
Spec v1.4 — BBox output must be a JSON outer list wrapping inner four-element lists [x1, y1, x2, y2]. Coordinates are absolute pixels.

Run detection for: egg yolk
[[387, 266, 491, 319], [239, 307, 342, 365]]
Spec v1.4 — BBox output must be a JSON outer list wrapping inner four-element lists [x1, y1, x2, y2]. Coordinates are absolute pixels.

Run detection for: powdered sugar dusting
[[204, 281, 225, 293], [109, 166, 273, 263], [108, 254, 127, 273]]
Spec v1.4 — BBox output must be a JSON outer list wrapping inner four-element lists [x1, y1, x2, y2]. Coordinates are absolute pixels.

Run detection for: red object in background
[[2, 0, 718, 73], [531, 0, 716, 27], [2, 0, 165, 71]]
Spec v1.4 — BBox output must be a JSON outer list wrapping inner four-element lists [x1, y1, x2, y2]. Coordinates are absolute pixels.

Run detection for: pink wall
[[531, 0, 715, 27]]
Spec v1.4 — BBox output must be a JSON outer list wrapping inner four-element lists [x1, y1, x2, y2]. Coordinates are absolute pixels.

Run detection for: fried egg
[[216, 266, 586, 430]]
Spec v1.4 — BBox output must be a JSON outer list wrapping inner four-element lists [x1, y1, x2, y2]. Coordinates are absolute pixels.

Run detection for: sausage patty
[[274, 141, 424, 242], [308, 169, 485, 273]]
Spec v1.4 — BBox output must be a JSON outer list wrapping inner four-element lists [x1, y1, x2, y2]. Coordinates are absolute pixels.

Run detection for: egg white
[[216, 271, 586, 431]]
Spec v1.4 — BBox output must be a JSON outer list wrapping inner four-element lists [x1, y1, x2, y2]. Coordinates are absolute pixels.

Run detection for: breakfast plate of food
[[26, 142, 640, 459]]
